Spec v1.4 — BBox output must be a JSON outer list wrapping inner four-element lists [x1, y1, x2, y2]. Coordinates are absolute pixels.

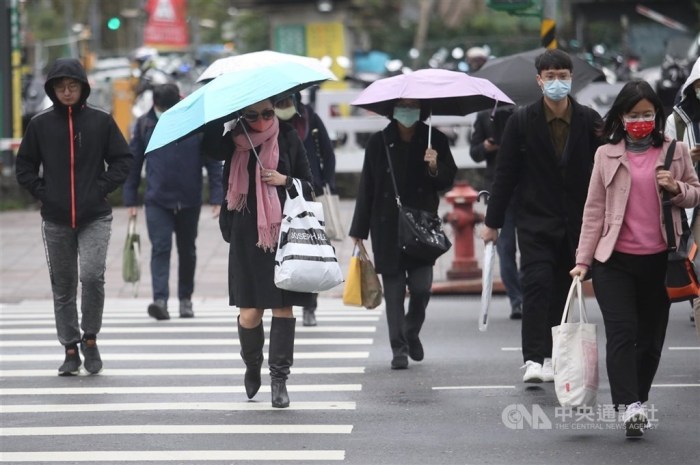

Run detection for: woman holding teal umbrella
[[203, 98, 313, 408]]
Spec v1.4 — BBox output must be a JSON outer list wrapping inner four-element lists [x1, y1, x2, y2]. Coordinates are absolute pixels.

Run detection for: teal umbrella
[[145, 61, 332, 153]]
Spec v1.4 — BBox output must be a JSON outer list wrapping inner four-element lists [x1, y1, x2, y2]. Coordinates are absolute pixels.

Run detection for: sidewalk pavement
[[0, 199, 493, 304]]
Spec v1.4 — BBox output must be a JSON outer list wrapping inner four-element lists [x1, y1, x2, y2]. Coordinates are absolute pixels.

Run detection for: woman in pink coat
[[570, 80, 700, 439]]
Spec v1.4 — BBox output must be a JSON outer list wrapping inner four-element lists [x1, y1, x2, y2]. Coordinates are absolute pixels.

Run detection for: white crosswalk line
[[0, 325, 377, 335], [0, 424, 354, 436], [0, 297, 377, 461], [1, 401, 357, 413], [0, 351, 370, 361], [0, 450, 346, 462], [0, 337, 374, 347], [0, 384, 363, 396], [0, 366, 365, 377]]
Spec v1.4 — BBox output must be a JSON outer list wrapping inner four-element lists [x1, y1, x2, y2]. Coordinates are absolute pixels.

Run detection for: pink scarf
[[226, 118, 281, 252]]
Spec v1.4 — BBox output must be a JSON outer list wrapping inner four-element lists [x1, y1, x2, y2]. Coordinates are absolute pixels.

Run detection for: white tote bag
[[318, 183, 346, 241], [274, 179, 344, 293], [551, 276, 599, 408]]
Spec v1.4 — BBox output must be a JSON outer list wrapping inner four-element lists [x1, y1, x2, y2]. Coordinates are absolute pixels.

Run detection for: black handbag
[[382, 133, 451, 262], [661, 140, 700, 303]]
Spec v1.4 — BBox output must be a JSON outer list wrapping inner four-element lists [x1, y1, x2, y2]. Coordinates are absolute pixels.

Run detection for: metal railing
[[314, 90, 480, 173]]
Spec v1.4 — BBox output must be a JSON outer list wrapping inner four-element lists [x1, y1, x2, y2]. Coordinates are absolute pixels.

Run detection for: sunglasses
[[242, 108, 275, 122]]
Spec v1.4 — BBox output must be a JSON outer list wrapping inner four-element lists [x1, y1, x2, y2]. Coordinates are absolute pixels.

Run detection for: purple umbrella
[[351, 68, 514, 146], [352, 68, 514, 115]]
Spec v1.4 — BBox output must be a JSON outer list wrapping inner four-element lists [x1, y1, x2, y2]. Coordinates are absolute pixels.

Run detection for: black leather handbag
[[383, 133, 451, 262]]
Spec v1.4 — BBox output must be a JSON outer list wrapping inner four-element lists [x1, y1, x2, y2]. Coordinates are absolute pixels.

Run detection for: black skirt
[[227, 155, 313, 309]]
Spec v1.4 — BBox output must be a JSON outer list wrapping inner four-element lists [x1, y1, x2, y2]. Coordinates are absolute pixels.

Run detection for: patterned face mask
[[624, 120, 655, 139]]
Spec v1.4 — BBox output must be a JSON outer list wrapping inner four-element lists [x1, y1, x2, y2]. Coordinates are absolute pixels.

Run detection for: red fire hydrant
[[443, 181, 483, 280]]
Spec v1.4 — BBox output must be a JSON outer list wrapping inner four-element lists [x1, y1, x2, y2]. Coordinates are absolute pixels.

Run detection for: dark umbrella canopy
[[471, 48, 606, 106]]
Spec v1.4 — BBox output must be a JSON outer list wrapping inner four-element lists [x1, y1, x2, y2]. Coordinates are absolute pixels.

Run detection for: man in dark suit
[[480, 49, 602, 383]]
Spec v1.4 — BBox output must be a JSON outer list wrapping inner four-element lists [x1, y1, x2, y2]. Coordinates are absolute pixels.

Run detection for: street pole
[[540, 0, 557, 49], [412, 0, 434, 69]]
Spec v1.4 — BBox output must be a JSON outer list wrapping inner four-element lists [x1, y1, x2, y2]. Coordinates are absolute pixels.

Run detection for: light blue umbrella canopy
[[145, 61, 332, 153]]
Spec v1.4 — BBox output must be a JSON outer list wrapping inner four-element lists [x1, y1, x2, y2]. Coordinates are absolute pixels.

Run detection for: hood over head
[[680, 57, 700, 102], [44, 58, 91, 107]]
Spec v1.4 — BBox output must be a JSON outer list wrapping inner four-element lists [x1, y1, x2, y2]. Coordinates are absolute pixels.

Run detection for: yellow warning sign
[[540, 18, 557, 49]]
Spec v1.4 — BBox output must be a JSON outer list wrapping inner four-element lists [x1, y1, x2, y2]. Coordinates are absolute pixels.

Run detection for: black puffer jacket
[[15, 58, 132, 227]]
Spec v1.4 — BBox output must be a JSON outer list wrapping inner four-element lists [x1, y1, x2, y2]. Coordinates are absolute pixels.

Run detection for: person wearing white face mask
[[349, 98, 458, 369], [273, 93, 338, 327], [480, 49, 603, 383], [665, 57, 700, 325]]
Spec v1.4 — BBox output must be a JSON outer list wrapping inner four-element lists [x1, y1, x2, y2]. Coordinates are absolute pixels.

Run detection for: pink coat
[[576, 139, 700, 266]]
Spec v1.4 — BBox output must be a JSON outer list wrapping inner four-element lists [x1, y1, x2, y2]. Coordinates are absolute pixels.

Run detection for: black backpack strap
[[662, 140, 678, 251]]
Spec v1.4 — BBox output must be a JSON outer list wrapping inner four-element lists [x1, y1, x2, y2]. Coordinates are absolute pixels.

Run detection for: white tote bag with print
[[274, 179, 344, 293], [551, 276, 599, 408]]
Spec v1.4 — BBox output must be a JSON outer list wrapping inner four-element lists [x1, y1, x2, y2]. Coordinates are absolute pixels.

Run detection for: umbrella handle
[[427, 110, 432, 149], [477, 190, 490, 204]]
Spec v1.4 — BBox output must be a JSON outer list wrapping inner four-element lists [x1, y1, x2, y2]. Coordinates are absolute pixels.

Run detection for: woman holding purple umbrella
[[349, 98, 457, 369]]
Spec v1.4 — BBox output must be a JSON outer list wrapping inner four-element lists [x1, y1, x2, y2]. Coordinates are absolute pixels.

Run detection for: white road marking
[[0, 351, 370, 362], [0, 401, 356, 414], [0, 384, 362, 396], [432, 385, 515, 390], [668, 346, 700, 350], [0, 424, 353, 436], [0, 366, 366, 377], [500, 347, 522, 351], [0, 338, 374, 347], [0, 326, 377, 335], [0, 316, 380, 325], [0, 450, 346, 462], [651, 383, 700, 388]]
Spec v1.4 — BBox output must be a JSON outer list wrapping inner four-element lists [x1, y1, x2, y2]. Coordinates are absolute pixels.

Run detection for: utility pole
[[413, 0, 434, 69], [540, 0, 557, 49]]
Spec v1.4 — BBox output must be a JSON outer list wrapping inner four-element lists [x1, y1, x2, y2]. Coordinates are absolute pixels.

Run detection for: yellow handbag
[[342, 245, 363, 306]]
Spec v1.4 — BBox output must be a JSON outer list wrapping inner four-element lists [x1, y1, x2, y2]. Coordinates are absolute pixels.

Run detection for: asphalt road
[[1, 294, 698, 464]]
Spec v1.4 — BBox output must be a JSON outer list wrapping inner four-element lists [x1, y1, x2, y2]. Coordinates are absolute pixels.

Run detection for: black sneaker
[[148, 299, 170, 320], [179, 299, 194, 318], [58, 344, 81, 376], [407, 336, 424, 361], [391, 355, 409, 369], [302, 308, 317, 327], [510, 304, 523, 320], [80, 336, 103, 374]]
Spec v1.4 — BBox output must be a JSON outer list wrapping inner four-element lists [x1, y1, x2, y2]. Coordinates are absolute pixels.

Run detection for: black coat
[[16, 58, 132, 227], [349, 121, 457, 274], [484, 97, 602, 264], [203, 122, 314, 308]]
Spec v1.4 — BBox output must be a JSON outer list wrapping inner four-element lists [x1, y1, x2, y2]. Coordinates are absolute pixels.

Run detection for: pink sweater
[[614, 147, 667, 255], [575, 139, 700, 267]]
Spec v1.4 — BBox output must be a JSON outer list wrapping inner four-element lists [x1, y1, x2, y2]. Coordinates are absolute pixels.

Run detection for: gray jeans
[[42, 215, 112, 346]]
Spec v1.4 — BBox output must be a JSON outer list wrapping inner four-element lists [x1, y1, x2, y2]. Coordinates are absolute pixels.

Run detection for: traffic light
[[107, 17, 121, 31]]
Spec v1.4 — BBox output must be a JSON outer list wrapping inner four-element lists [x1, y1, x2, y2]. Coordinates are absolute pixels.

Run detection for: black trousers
[[519, 235, 574, 364], [381, 266, 433, 357], [592, 251, 670, 407]]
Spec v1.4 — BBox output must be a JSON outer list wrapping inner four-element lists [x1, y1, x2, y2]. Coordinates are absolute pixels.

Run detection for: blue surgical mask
[[394, 107, 420, 127], [695, 88, 700, 102], [542, 79, 572, 101], [154, 109, 163, 119]]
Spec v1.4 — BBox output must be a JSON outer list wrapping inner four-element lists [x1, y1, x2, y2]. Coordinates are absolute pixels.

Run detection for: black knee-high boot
[[269, 316, 296, 408], [237, 316, 264, 399]]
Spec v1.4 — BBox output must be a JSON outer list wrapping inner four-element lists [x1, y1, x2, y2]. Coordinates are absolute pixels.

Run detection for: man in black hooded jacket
[[16, 58, 132, 376]]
